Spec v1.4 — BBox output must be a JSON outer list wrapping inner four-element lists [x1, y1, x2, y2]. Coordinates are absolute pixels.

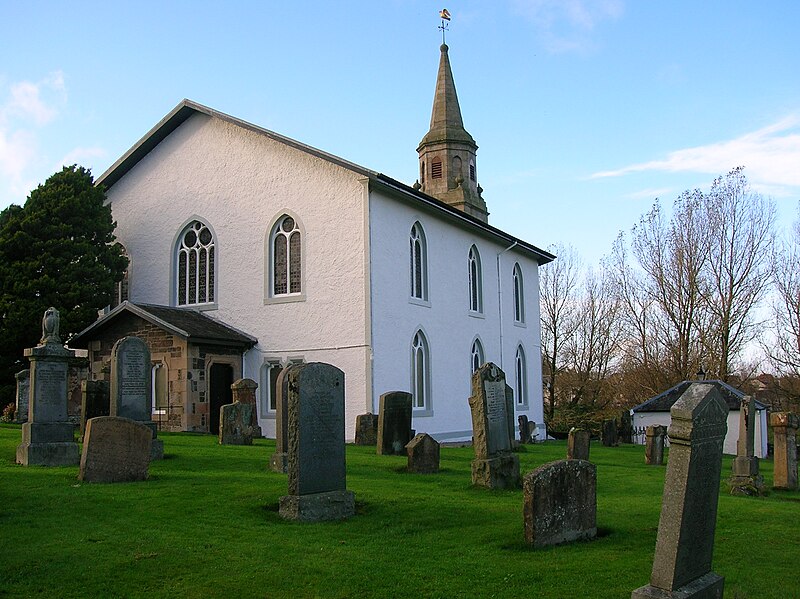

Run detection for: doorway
[[209, 363, 234, 434]]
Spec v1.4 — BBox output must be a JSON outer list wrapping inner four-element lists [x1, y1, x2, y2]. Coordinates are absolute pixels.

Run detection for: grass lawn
[[1, 424, 797, 598]]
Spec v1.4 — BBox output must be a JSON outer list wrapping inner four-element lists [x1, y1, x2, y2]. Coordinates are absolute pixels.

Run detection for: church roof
[[69, 301, 257, 350], [631, 379, 768, 413], [96, 99, 554, 265]]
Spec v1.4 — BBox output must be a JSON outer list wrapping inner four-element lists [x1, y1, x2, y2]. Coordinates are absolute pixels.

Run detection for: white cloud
[[625, 187, 674, 201], [591, 115, 800, 195], [58, 146, 107, 172]]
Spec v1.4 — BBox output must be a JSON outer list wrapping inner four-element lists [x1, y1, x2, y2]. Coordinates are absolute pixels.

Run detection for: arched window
[[471, 338, 484, 374], [411, 330, 430, 410], [271, 215, 302, 296], [410, 222, 428, 301], [176, 220, 215, 306], [468, 245, 483, 313], [515, 345, 527, 406], [513, 263, 525, 323]]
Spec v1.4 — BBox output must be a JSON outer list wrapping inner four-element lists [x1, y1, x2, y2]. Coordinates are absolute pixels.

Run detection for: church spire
[[417, 43, 488, 222]]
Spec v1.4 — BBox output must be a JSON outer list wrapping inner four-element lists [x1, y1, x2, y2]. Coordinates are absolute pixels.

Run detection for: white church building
[[71, 43, 554, 442]]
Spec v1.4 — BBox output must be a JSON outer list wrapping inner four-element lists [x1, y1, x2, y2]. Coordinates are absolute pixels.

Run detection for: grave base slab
[[278, 489, 355, 522], [471, 452, 520, 489], [632, 572, 724, 599]]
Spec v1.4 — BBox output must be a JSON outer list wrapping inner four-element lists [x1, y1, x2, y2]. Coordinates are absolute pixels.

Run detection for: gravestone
[[631, 383, 728, 599], [16, 307, 80, 466], [601, 419, 618, 447], [354, 413, 378, 445], [110, 336, 163, 460], [14, 369, 29, 423], [619, 410, 634, 444], [231, 378, 262, 438], [505, 385, 518, 451], [523, 459, 597, 547], [728, 395, 765, 496], [406, 433, 440, 474], [518, 414, 529, 444], [567, 428, 590, 461], [79, 416, 151, 483], [527, 421, 538, 443], [278, 362, 355, 522], [645, 425, 667, 466], [469, 363, 520, 489], [269, 366, 292, 473], [80, 380, 110, 440], [219, 401, 254, 445], [377, 391, 413, 455], [770, 412, 799, 491]]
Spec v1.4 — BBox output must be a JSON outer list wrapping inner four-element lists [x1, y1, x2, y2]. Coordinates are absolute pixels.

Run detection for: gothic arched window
[[471, 338, 484, 374], [513, 263, 525, 323], [468, 245, 483, 313], [410, 222, 428, 301], [515, 345, 527, 406], [411, 330, 430, 410], [271, 215, 302, 296], [176, 220, 215, 306]]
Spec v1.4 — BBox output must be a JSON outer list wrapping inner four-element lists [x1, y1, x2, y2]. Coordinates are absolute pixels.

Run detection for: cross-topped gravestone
[[377, 391, 413, 455], [645, 425, 666, 466], [110, 336, 163, 460], [631, 383, 728, 599], [469, 363, 520, 489], [769, 412, 798, 491], [728, 395, 764, 496], [278, 362, 355, 522]]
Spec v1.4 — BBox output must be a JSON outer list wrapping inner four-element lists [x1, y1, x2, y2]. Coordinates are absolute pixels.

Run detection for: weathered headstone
[[80, 380, 110, 440], [354, 412, 378, 445], [79, 416, 151, 483], [14, 369, 29, 424], [469, 363, 520, 489], [110, 336, 163, 460], [505, 384, 518, 451], [518, 414, 529, 444], [406, 433, 440, 474], [16, 308, 80, 466], [601, 419, 618, 447], [269, 366, 291, 473], [377, 391, 413, 455], [728, 395, 765, 496], [567, 428, 590, 461], [523, 459, 597, 547], [645, 425, 667, 466], [219, 401, 254, 445], [770, 412, 799, 491], [231, 378, 262, 438], [527, 421, 538, 443], [278, 362, 355, 522], [631, 383, 728, 599], [619, 409, 634, 444]]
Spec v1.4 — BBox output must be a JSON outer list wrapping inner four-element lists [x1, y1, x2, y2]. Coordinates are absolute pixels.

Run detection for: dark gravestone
[[619, 410, 634, 444], [269, 366, 292, 473], [728, 395, 765, 496], [601, 419, 618, 447], [219, 402, 254, 445], [110, 336, 163, 460], [355, 413, 378, 445], [567, 428, 590, 461], [231, 378, 262, 438], [469, 363, 520, 489], [406, 433, 440, 474], [523, 459, 597, 547], [278, 362, 355, 522], [770, 412, 799, 490], [16, 307, 80, 466], [645, 425, 666, 466], [80, 380, 110, 440], [14, 369, 29, 424], [79, 416, 151, 483], [377, 391, 413, 455], [518, 415, 529, 444], [632, 383, 728, 599]]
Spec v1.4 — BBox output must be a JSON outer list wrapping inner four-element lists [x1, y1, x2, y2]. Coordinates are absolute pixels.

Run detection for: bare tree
[[768, 211, 800, 376]]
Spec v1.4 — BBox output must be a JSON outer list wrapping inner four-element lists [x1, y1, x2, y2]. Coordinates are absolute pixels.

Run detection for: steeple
[[417, 43, 488, 222]]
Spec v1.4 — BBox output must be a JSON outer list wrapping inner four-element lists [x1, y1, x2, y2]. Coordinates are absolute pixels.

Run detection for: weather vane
[[439, 8, 451, 45]]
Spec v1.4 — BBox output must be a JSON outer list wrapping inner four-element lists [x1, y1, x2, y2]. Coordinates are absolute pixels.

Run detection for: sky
[[1, 1, 799, 268]]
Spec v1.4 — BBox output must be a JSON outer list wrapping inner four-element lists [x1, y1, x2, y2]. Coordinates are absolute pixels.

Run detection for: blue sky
[[2, 1, 798, 267]]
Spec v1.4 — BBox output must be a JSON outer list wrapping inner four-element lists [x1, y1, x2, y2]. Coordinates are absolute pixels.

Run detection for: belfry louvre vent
[[431, 160, 443, 179]]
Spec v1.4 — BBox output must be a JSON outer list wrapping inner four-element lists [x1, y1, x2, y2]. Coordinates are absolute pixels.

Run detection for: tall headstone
[[354, 413, 378, 445], [79, 416, 151, 483], [110, 336, 163, 460], [377, 391, 413, 455], [523, 459, 597, 547], [269, 366, 292, 473], [645, 425, 666, 466], [406, 433, 440, 474], [601, 419, 618, 447], [16, 308, 80, 466], [469, 363, 520, 489], [219, 401, 254, 445], [14, 369, 30, 424], [231, 378, 262, 438], [631, 383, 728, 599], [728, 395, 765, 496], [518, 414, 530, 444], [770, 412, 799, 491], [619, 410, 634, 444], [80, 380, 110, 440], [567, 428, 590, 461], [278, 362, 355, 522]]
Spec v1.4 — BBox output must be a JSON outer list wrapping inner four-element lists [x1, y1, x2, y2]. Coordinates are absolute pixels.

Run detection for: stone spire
[[417, 44, 488, 222]]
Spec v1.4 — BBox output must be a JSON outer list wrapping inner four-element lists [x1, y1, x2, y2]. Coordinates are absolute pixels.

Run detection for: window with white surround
[[270, 215, 302, 297], [151, 362, 168, 412], [468, 245, 483, 313], [471, 338, 484, 374], [513, 263, 525, 323], [410, 222, 428, 301], [515, 345, 527, 406], [175, 220, 215, 306], [411, 330, 430, 410], [260, 361, 282, 414]]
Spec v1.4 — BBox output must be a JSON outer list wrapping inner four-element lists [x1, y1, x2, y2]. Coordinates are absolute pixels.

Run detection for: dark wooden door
[[209, 363, 233, 434]]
